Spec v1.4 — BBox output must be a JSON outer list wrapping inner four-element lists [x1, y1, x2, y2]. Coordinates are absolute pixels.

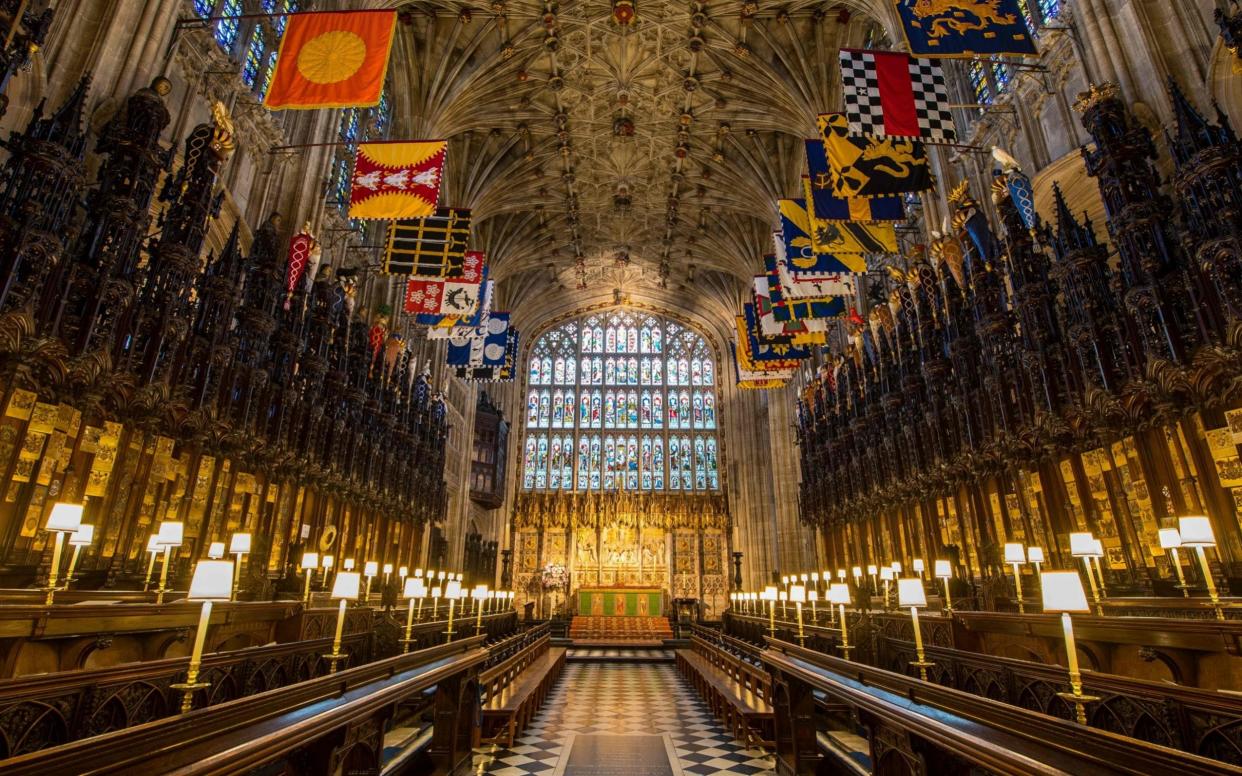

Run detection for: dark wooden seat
[[676, 634, 773, 747], [479, 632, 567, 747]]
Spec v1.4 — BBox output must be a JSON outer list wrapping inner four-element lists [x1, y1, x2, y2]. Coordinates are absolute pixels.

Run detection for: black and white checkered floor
[[472, 662, 777, 775]]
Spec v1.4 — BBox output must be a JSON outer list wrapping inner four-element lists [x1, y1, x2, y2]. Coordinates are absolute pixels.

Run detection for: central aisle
[[473, 661, 777, 775]]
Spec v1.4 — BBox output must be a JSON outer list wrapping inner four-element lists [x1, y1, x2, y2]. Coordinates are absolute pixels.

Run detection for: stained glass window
[[194, 0, 215, 17], [215, 0, 242, 48], [522, 311, 720, 492], [969, 61, 991, 107], [241, 26, 266, 87]]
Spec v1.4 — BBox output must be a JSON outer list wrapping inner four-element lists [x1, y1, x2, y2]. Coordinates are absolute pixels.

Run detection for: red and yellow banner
[[265, 10, 397, 110], [349, 141, 447, 219]]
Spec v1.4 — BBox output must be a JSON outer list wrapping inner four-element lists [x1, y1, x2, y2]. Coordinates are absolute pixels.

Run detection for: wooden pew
[[0, 636, 490, 776], [676, 628, 773, 747], [479, 627, 565, 747], [764, 638, 1239, 776]]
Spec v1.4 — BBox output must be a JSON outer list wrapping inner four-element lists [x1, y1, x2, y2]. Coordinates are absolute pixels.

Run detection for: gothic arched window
[[522, 311, 720, 492]]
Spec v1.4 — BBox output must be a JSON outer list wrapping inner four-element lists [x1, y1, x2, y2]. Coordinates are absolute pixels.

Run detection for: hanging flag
[[447, 312, 511, 367], [778, 200, 874, 277], [285, 229, 318, 302], [839, 50, 956, 142], [805, 140, 906, 222], [734, 347, 796, 389], [349, 141, 447, 219], [264, 10, 398, 110], [403, 251, 486, 316], [895, 0, 1038, 58], [457, 329, 520, 381], [764, 257, 846, 325], [741, 304, 811, 362], [382, 209, 471, 277], [754, 274, 830, 344], [818, 113, 933, 198], [772, 245, 854, 299], [803, 179, 899, 255]]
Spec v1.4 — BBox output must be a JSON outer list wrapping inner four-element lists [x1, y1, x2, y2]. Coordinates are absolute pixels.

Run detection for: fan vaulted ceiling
[[377, 0, 894, 331]]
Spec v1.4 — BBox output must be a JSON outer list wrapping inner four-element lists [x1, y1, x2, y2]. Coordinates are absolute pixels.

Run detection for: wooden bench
[[479, 632, 567, 747], [676, 633, 774, 748]]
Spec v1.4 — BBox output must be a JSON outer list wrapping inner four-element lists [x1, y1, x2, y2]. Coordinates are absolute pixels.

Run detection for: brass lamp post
[[808, 590, 818, 623], [1028, 547, 1044, 575], [383, 563, 393, 586], [934, 559, 953, 612], [398, 566, 408, 589], [401, 576, 427, 653], [363, 561, 378, 603], [321, 555, 335, 591], [325, 571, 361, 673], [143, 535, 161, 591], [430, 582, 442, 619], [827, 583, 852, 659], [228, 533, 250, 602], [867, 564, 878, 594], [879, 566, 894, 611], [1179, 516, 1224, 620], [64, 524, 94, 589], [154, 521, 184, 605], [444, 579, 462, 642], [761, 585, 778, 637], [912, 559, 925, 580], [790, 584, 807, 646], [898, 578, 933, 681], [43, 503, 83, 604], [1069, 532, 1104, 615], [1159, 528, 1190, 597], [1004, 543, 1027, 614], [171, 559, 234, 713], [778, 590, 788, 619], [1041, 570, 1099, 725], [473, 584, 489, 635], [301, 552, 319, 603]]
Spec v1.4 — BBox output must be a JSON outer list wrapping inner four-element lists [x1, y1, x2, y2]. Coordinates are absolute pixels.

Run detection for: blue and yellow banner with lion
[[895, 0, 1038, 58]]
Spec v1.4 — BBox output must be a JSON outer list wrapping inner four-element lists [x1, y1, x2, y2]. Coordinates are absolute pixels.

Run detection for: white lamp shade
[[781, 575, 789, 585], [146, 535, 161, 553], [473, 585, 489, 600], [880, 567, 894, 581], [837, 569, 846, 580], [912, 559, 925, 573], [207, 541, 225, 559], [1069, 532, 1095, 557], [1041, 571, 1090, 613], [761, 586, 777, 601], [1179, 516, 1216, 547], [437, 571, 445, 580], [322, 555, 334, 569], [156, 521, 184, 546], [827, 583, 851, 604], [383, 563, 393, 575], [331, 571, 361, 600], [46, 503, 84, 533], [1004, 543, 1026, 564], [1158, 528, 1182, 549], [507, 591, 514, 599], [301, 552, 319, 569], [1027, 547, 1045, 564], [808, 591, 819, 601], [897, 578, 927, 608], [399, 566, 408, 577], [1091, 539, 1104, 557], [867, 565, 878, 575], [344, 559, 356, 571], [446, 579, 462, 599], [454, 573, 463, 581], [414, 568, 423, 577], [364, 561, 379, 577], [891, 562, 903, 573], [431, 586, 442, 598], [934, 559, 952, 579], [404, 578, 427, 598], [810, 572, 819, 581], [69, 524, 95, 547], [789, 584, 806, 603], [229, 533, 251, 554], [852, 566, 862, 578], [778, 591, 788, 601], [800, 573, 808, 582], [188, 560, 235, 601]]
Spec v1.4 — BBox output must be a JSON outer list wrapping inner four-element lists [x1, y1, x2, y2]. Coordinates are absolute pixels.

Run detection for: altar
[[577, 587, 665, 617]]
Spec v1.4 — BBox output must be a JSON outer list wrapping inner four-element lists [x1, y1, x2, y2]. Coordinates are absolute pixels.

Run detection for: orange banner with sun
[[264, 10, 397, 110]]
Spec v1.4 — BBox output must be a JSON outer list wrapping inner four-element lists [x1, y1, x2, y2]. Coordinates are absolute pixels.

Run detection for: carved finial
[[209, 101, 235, 160], [1073, 82, 1120, 114], [947, 179, 970, 206]]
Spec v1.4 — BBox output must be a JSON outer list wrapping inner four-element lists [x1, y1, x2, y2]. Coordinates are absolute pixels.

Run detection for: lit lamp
[[1159, 528, 1190, 597], [363, 561, 378, 603], [779, 590, 789, 618], [228, 533, 250, 602], [1028, 547, 1045, 575], [143, 535, 161, 591], [473, 584, 489, 634], [401, 576, 427, 652], [64, 524, 94, 589], [867, 564, 878, 593], [326, 571, 360, 673], [913, 559, 925, 580], [322, 554, 335, 590], [879, 566, 894, 611], [170, 559, 233, 713], [1091, 539, 1107, 596], [43, 503, 83, 605], [398, 566, 408, 586], [934, 559, 953, 612], [444, 579, 462, 642], [761, 586, 778, 636], [430, 583, 443, 619], [300, 552, 319, 603], [891, 561, 903, 575], [383, 563, 393, 585], [808, 590, 819, 622], [810, 572, 820, 601], [1069, 532, 1104, 615], [154, 520, 184, 605], [827, 583, 853, 658], [1179, 516, 1224, 621], [790, 584, 807, 646], [1040, 570, 1099, 725], [898, 578, 933, 681], [1004, 542, 1027, 614], [852, 566, 862, 586], [207, 542, 225, 560], [729, 592, 737, 611], [344, 558, 356, 571], [837, 569, 846, 583]]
